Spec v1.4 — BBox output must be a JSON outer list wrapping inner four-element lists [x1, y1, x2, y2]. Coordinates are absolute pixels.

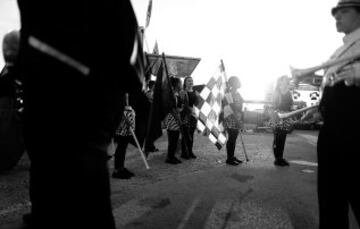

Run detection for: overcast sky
[[1, 0, 343, 100]]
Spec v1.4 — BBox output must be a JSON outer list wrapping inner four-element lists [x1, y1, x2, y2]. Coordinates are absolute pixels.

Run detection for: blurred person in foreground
[[317, 0, 360, 228], [16, 0, 146, 228]]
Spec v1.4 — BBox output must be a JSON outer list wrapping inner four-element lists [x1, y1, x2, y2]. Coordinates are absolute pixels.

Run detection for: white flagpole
[[125, 93, 150, 169]]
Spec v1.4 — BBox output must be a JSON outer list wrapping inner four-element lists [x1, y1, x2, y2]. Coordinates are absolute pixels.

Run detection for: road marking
[[176, 197, 201, 229], [290, 160, 318, 167], [296, 133, 317, 146], [302, 169, 315, 173], [113, 199, 152, 227]]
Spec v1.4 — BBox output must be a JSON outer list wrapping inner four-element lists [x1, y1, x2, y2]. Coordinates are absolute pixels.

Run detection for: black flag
[[144, 61, 176, 156]]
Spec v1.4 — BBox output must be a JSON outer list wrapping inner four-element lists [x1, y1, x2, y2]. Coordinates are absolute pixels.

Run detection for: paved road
[[1, 130, 359, 228]]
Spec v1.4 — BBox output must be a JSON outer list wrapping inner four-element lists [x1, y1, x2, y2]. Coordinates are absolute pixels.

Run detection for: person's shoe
[[274, 159, 283, 166], [280, 159, 290, 166], [180, 154, 190, 160], [112, 169, 134, 179], [123, 167, 135, 177], [274, 158, 290, 166], [166, 157, 182, 164], [226, 159, 240, 166], [189, 153, 197, 159], [233, 157, 243, 164]]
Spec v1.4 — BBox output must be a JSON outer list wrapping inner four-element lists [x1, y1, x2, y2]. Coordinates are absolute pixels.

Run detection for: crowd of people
[[0, 0, 360, 228]]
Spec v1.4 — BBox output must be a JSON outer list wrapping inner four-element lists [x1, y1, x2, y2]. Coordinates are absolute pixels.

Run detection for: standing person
[[0, 30, 25, 172], [272, 75, 292, 166], [16, 0, 145, 228], [317, 1, 360, 228], [164, 77, 183, 164], [180, 76, 199, 159], [112, 94, 136, 179], [223, 76, 244, 166]]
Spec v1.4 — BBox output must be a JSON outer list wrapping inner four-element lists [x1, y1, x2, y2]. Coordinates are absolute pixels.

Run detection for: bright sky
[[130, 0, 343, 100], [0, 0, 343, 100], [0, 0, 20, 68]]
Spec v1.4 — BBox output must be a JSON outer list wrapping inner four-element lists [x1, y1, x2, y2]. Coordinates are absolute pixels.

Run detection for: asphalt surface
[[0, 129, 359, 229]]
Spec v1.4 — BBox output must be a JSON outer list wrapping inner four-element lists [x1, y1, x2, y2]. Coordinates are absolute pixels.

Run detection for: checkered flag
[[194, 62, 227, 150]]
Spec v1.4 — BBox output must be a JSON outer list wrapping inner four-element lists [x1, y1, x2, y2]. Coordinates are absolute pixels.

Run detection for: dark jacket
[[17, 0, 145, 144]]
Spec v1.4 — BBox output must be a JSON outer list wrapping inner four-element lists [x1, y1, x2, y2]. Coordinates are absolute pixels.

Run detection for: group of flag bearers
[[110, 56, 252, 179]]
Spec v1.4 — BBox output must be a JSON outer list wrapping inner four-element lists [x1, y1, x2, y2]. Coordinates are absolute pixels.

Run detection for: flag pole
[[143, 0, 152, 52], [238, 129, 249, 162], [220, 59, 228, 88], [125, 93, 150, 169]]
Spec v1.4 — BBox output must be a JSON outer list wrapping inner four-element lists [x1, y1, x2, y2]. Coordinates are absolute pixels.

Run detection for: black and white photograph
[[1, 0, 360, 228]]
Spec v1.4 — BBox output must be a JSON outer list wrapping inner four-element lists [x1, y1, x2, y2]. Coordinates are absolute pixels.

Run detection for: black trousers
[[181, 125, 196, 156], [226, 128, 239, 160], [272, 128, 287, 159], [22, 51, 118, 229], [167, 130, 180, 159], [317, 125, 360, 229], [27, 140, 115, 229], [114, 135, 133, 170]]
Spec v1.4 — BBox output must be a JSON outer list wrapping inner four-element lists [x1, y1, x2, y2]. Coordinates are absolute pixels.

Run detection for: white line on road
[[302, 169, 315, 173], [296, 133, 317, 146], [290, 160, 318, 167], [176, 197, 201, 229]]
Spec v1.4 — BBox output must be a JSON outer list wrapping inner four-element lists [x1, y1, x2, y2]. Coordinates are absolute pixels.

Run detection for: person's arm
[[336, 60, 360, 87]]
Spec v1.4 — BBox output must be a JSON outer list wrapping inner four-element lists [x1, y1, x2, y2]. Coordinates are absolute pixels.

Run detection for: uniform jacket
[[17, 0, 146, 144], [320, 27, 360, 130]]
